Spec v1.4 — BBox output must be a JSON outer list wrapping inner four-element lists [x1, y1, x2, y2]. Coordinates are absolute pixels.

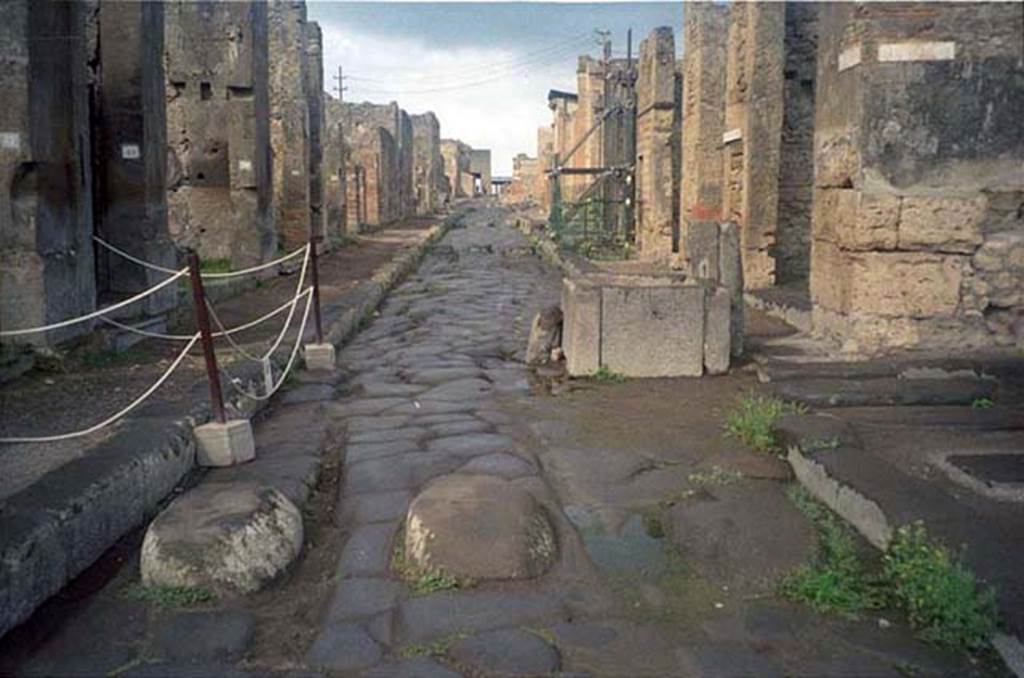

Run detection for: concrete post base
[[195, 419, 256, 467], [304, 342, 336, 371]]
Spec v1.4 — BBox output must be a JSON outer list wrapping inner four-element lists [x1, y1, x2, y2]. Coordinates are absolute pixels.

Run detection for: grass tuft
[[592, 365, 625, 383], [722, 391, 804, 455], [124, 583, 214, 608], [781, 487, 879, 617], [971, 397, 995, 410], [881, 522, 998, 651]]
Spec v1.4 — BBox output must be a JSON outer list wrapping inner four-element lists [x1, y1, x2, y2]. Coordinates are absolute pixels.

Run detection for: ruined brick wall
[[0, 0, 96, 345], [323, 95, 349, 238], [503, 154, 542, 205], [775, 3, 818, 284], [635, 27, 679, 263], [346, 117, 399, 227], [411, 113, 445, 215], [344, 101, 411, 223], [810, 2, 1024, 353], [304, 20, 326, 245], [680, 3, 729, 240], [165, 0, 275, 268], [722, 2, 785, 289], [440, 139, 472, 200], [469, 149, 492, 195], [548, 93, 579, 203], [536, 126, 554, 211], [268, 0, 311, 252]]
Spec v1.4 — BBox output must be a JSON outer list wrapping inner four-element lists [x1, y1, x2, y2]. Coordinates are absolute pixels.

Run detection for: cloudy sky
[[309, 2, 682, 175]]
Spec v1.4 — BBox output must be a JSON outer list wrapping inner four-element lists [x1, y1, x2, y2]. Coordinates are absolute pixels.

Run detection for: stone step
[[769, 376, 996, 408]]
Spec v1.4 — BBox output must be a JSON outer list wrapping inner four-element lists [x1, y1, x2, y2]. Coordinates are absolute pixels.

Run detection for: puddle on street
[[564, 506, 669, 577]]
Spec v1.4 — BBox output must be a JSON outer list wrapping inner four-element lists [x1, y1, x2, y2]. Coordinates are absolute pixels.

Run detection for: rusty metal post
[[308, 234, 325, 344], [187, 250, 226, 424]]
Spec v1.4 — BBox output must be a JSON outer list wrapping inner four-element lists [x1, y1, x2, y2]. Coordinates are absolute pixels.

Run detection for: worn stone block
[[898, 195, 987, 253], [848, 253, 967, 318], [704, 287, 731, 375], [718, 221, 744, 357], [601, 283, 705, 378], [686, 220, 721, 280], [304, 342, 336, 371], [562, 277, 601, 377], [195, 419, 256, 467]]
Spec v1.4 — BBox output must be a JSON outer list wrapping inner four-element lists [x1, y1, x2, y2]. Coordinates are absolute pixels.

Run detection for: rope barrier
[[0, 333, 201, 444], [93, 236, 179, 275], [0, 269, 188, 338], [93, 235, 309, 281], [224, 288, 313, 402]]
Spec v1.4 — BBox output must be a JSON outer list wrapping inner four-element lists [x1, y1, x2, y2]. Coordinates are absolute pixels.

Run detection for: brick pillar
[[635, 27, 679, 263], [680, 3, 729, 247], [722, 2, 785, 289]]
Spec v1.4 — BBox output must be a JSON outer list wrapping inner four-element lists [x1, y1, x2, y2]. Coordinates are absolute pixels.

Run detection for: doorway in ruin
[[89, 2, 177, 320], [771, 3, 817, 298]]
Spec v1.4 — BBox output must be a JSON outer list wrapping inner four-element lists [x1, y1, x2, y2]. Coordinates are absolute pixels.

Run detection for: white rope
[[93, 236, 179, 275], [202, 245, 308, 279], [0, 269, 189, 338], [0, 333, 200, 444], [224, 289, 313, 402], [99, 317, 193, 341], [93, 234, 308, 281], [204, 245, 310, 364]]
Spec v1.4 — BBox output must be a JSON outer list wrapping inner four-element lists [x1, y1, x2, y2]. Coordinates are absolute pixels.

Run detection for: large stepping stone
[[405, 474, 556, 581], [140, 483, 303, 595], [450, 628, 560, 676]]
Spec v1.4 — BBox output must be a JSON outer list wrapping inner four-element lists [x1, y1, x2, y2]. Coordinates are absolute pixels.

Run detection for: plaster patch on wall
[[838, 44, 862, 72], [238, 160, 252, 172], [0, 132, 20, 151], [878, 41, 956, 63], [329, 174, 339, 182], [291, 169, 302, 177], [722, 128, 742, 144]]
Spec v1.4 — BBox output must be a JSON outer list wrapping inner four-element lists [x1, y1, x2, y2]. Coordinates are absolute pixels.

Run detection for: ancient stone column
[[810, 2, 1024, 353], [268, 0, 311, 252], [304, 20, 326, 245], [164, 0, 275, 268], [0, 0, 95, 345], [680, 2, 729, 247], [722, 2, 785, 289], [93, 1, 176, 316], [635, 26, 680, 263]]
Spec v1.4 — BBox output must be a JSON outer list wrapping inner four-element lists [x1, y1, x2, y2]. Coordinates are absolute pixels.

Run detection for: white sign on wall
[[121, 143, 141, 160], [238, 160, 252, 172], [0, 132, 20, 151], [878, 41, 956, 63], [838, 44, 862, 72]]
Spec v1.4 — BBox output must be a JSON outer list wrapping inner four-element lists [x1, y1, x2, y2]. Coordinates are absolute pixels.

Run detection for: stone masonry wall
[[635, 27, 679, 263], [344, 101, 412, 224], [323, 95, 349, 236], [722, 2, 786, 289], [440, 138, 472, 200], [680, 3, 729, 246], [469, 149, 492, 195], [0, 0, 96, 345], [304, 20, 328, 246], [775, 2, 818, 284], [811, 2, 1024, 353], [164, 0, 275, 268]]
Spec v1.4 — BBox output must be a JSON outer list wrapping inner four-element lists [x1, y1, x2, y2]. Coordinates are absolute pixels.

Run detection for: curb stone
[[0, 211, 464, 639]]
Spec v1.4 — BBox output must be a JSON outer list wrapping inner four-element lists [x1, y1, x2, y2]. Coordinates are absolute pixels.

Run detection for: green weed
[[124, 583, 214, 608], [391, 529, 471, 596], [971, 397, 995, 410], [782, 487, 879, 617], [806, 437, 842, 452], [723, 391, 804, 455], [199, 258, 232, 274], [686, 466, 744, 487], [881, 522, 998, 651], [592, 365, 625, 383], [398, 632, 467, 658]]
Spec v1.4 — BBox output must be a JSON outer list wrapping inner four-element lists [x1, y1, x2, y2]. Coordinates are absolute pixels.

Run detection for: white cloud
[[319, 20, 578, 175]]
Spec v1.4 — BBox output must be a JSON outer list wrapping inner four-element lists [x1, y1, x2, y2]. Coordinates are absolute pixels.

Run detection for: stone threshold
[[0, 211, 462, 640], [779, 413, 1024, 676]]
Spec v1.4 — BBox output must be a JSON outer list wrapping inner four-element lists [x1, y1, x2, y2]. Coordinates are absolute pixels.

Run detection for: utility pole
[[333, 66, 348, 102]]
